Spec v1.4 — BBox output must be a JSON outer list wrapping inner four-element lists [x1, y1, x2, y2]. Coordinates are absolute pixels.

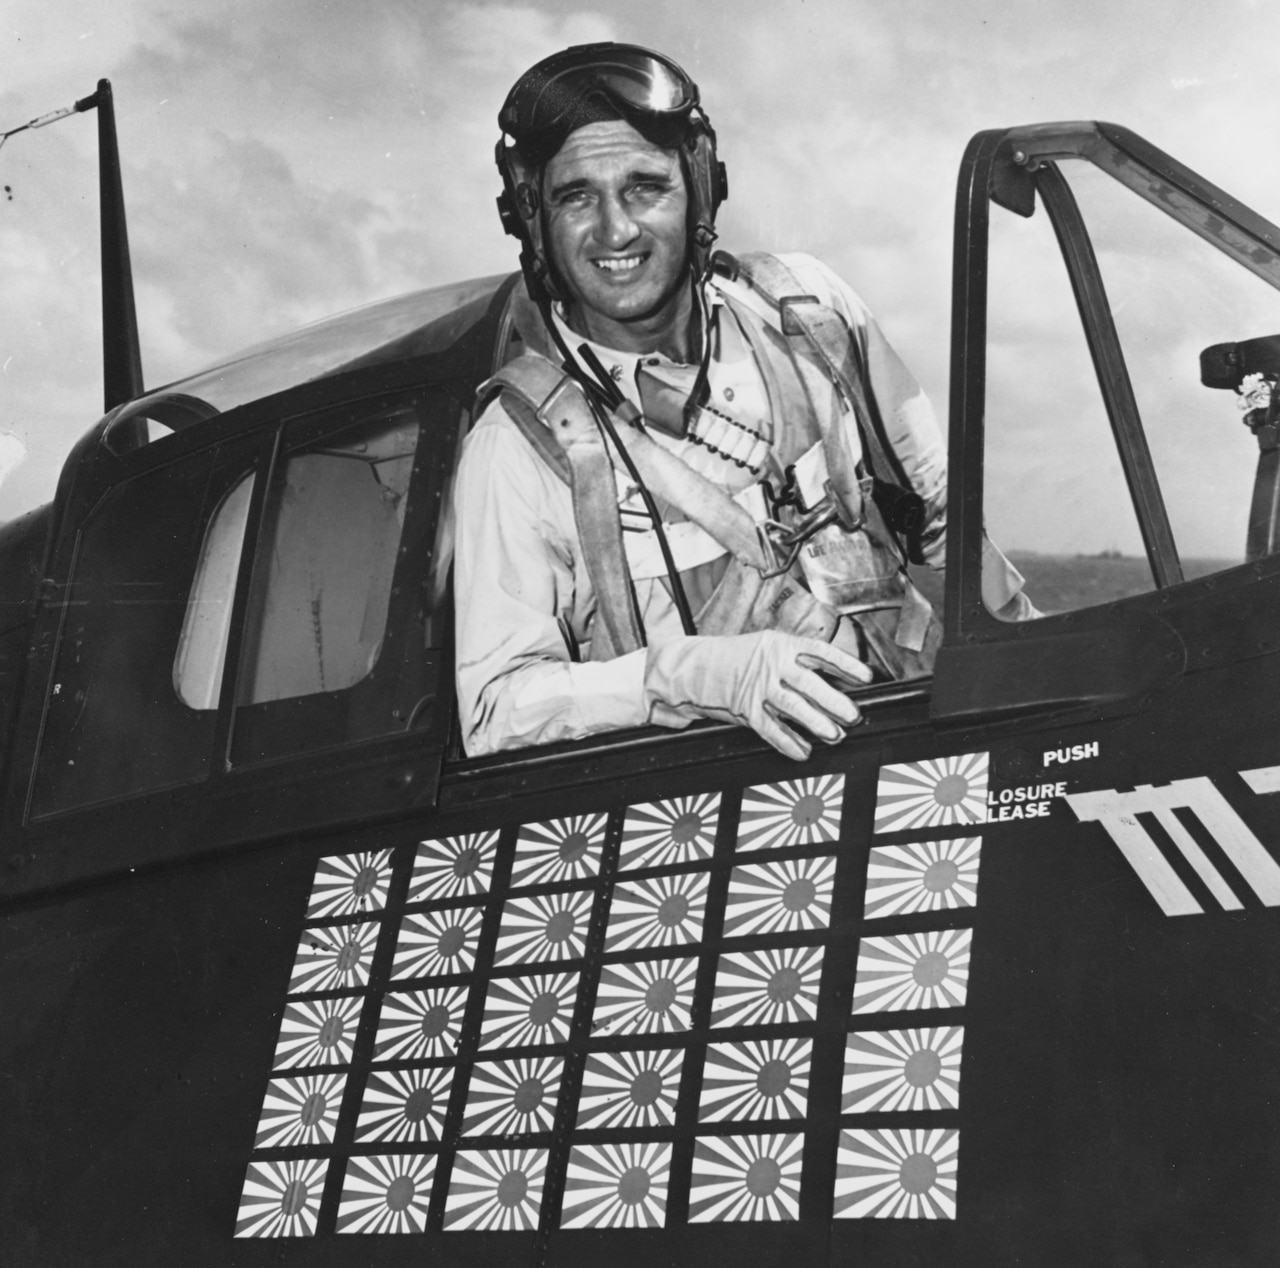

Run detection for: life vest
[[475, 252, 942, 679]]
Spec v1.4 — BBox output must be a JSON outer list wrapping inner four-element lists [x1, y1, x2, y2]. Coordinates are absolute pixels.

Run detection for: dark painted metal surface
[[5, 665, 1280, 1265], [93, 79, 145, 415], [0, 285, 507, 893], [941, 127, 998, 644]]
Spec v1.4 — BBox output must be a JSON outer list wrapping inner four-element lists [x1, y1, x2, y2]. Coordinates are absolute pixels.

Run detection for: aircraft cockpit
[[4, 122, 1280, 903]]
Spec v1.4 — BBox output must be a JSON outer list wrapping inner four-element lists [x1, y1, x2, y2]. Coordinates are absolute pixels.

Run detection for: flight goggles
[[499, 43, 701, 164]]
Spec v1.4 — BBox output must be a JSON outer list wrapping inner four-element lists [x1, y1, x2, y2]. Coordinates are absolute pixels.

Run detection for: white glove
[[993, 590, 1045, 621], [643, 630, 874, 761]]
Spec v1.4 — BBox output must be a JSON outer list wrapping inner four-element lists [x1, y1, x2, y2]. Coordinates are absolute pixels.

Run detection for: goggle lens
[[501, 44, 699, 157], [604, 58, 690, 113]]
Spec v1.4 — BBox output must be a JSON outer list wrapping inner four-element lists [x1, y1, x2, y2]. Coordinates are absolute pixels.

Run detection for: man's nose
[[597, 194, 640, 249]]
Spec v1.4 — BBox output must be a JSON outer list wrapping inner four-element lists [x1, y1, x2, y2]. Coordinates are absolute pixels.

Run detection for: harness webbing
[[721, 252, 914, 506], [481, 362, 646, 658], [481, 361, 771, 571]]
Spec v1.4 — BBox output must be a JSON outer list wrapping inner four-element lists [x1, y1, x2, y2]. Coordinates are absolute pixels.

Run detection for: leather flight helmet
[[495, 42, 728, 305]]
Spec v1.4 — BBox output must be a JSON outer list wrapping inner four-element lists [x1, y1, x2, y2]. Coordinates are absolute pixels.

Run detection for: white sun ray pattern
[[390, 905, 484, 980], [462, 1054, 565, 1137], [271, 994, 364, 1070], [736, 774, 845, 853], [336, 1153, 436, 1235], [493, 890, 595, 966], [478, 970, 580, 1049], [305, 848, 393, 919], [698, 1037, 812, 1123], [443, 1147, 548, 1231], [619, 793, 721, 869], [510, 813, 608, 888], [253, 1071, 347, 1148], [575, 1046, 684, 1129], [591, 956, 698, 1037], [372, 984, 469, 1062], [842, 1027, 965, 1113], [688, 1132, 804, 1223], [833, 1128, 959, 1219], [851, 929, 973, 1014], [561, 1141, 673, 1229], [604, 872, 710, 952], [287, 920, 381, 995], [409, 831, 497, 904], [710, 945, 824, 1028], [354, 1065, 453, 1143], [722, 856, 837, 938], [864, 838, 982, 919], [873, 752, 989, 835], [234, 1156, 329, 1238]]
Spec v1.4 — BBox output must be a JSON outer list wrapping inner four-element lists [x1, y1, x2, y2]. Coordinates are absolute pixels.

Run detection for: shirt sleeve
[[452, 400, 652, 755]]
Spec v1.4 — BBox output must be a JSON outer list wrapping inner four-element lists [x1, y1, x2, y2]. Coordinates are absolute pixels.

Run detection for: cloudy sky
[[4, 0, 1280, 557]]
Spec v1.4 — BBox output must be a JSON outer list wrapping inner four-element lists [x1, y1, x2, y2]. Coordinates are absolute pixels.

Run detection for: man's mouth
[[593, 254, 647, 274]]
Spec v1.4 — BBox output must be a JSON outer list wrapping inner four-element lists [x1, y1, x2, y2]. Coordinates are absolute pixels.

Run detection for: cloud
[[97, 2, 635, 379], [6, 0, 1280, 541], [0, 433, 27, 492], [129, 131, 385, 378]]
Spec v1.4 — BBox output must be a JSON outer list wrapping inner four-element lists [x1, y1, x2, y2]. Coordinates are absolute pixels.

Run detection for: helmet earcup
[[496, 190, 520, 238], [495, 140, 568, 305]]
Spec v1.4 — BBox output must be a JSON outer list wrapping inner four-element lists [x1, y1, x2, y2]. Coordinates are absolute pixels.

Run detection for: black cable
[[681, 277, 715, 433], [573, 342, 698, 636]]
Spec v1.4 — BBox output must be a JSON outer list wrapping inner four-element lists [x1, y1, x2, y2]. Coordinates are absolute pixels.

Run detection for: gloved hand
[[643, 630, 874, 761]]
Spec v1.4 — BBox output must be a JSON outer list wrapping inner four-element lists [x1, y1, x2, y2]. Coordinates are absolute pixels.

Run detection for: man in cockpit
[[453, 42, 1034, 760]]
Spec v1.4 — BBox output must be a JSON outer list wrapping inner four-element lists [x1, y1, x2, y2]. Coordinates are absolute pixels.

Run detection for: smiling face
[[541, 121, 693, 356]]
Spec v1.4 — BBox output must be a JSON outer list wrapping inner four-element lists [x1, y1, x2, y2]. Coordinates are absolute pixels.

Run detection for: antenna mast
[[2, 79, 144, 412]]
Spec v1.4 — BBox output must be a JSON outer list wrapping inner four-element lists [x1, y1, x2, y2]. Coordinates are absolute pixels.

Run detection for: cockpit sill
[[0, 676, 949, 903], [17, 676, 934, 818]]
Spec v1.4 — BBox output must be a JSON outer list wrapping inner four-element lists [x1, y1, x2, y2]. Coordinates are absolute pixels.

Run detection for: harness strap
[[481, 360, 774, 571], [605, 399, 770, 571], [487, 360, 861, 663], [479, 361, 645, 658], [728, 268, 865, 528], [712, 253, 941, 658], [723, 252, 909, 503]]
